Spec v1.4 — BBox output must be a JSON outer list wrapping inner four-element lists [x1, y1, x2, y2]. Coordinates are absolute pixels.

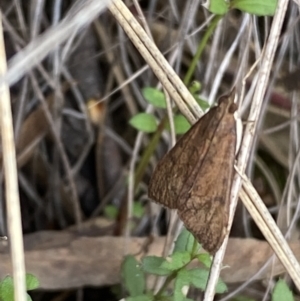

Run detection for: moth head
[[229, 102, 238, 114], [217, 89, 237, 114]]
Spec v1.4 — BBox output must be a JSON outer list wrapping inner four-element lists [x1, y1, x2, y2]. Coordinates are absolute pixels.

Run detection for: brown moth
[[148, 90, 237, 254]]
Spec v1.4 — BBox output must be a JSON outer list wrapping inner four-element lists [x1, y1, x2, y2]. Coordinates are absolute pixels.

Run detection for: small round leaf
[[25, 274, 39, 291], [231, 0, 277, 16], [129, 113, 157, 133], [272, 279, 294, 301], [142, 87, 166, 108], [0, 276, 14, 301], [121, 255, 145, 297], [203, 0, 229, 15], [174, 115, 191, 135]]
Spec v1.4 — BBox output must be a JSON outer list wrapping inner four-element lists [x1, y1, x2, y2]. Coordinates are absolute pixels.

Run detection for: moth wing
[[148, 108, 218, 209], [178, 109, 236, 253], [178, 196, 226, 254]]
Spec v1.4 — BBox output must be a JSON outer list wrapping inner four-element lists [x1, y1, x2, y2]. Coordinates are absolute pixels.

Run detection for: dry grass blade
[[0, 13, 26, 301], [93, 19, 137, 116], [109, 0, 203, 124], [1, 0, 111, 87], [109, 0, 300, 299], [1, 0, 295, 299], [240, 175, 300, 288], [0, 1, 113, 299], [204, 0, 291, 299]]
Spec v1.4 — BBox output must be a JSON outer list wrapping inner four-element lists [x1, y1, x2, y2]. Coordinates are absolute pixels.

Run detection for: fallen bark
[[0, 230, 298, 290]]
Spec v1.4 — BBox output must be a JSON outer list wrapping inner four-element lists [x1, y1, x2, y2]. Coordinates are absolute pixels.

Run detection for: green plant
[[223, 278, 295, 301], [206, 0, 277, 16], [121, 228, 227, 301], [129, 86, 209, 135], [0, 274, 39, 301], [272, 279, 294, 301], [129, 0, 279, 189], [126, 3, 280, 298], [129, 0, 278, 135]]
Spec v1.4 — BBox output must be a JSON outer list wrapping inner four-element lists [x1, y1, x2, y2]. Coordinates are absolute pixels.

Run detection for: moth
[[148, 90, 237, 254]]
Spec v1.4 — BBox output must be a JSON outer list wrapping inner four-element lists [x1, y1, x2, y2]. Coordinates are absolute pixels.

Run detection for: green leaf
[[206, 0, 229, 15], [121, 255, 145, 297], [0, 274, 38, 301], [160, 252, 191, 271], [133, 202, 144, 219], [272, 279, 294, 301], [174, 228, 196, 254], [174, 268, 226, 300], [104, 205, 118, 220], [142, 87, 167, 108], [173, 115, 191, 134], [194, 95, 210, 111], [174, 270, 190, 301], [231, 0, 278, 16], [26, 294, 33, 301], [166, 115, 190, 135], [141, 256, 172, 276], [0, 276, 14, 301], [129, 113, 157, 133], [187, 268, 227, 293], [25, 274, 39, 291], [126, 294, 154, 301], [211, 274, 228, 294], [197, 254, 212, 268], [188, 81, 202, 94]]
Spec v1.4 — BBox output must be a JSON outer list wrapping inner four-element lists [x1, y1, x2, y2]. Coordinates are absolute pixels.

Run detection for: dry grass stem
[[0, 12, 26, 301], [108, 0, 300, 299], [204, 0, 291, 299], [240, 176, 300, 288], [0, 0, 298, 300], [109, 0, 203, 124]]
